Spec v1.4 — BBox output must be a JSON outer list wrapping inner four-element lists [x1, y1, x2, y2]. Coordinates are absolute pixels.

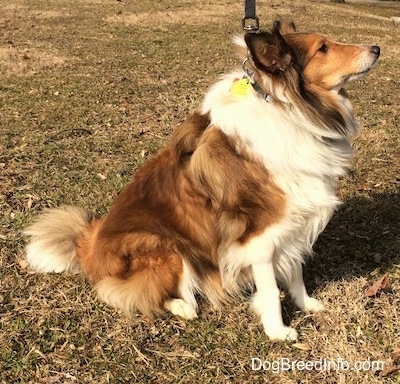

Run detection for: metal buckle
[[242, 16, 259, 31]]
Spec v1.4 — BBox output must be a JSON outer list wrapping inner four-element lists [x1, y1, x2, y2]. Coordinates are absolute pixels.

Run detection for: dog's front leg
[[287, 264, 324, 312], [252, 261, 298, 341]]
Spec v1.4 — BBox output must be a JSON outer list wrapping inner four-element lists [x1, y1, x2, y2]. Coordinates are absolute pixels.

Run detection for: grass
[[1, 0, 399, 383]]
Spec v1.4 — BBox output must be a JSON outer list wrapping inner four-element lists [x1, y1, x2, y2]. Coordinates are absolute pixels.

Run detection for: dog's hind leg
[[164, 298, 197, 319], [164, 260, 199, 319]]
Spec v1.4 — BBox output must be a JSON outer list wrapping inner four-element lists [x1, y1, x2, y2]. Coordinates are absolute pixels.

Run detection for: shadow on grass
[[279, 192, 400, 325], [304, 192, 400, 289]]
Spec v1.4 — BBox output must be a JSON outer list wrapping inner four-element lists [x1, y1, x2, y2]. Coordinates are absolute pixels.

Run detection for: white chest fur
[[202, 73, 354, 279]]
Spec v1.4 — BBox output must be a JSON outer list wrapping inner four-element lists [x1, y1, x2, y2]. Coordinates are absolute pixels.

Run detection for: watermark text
[[251, 357, 384, 374]]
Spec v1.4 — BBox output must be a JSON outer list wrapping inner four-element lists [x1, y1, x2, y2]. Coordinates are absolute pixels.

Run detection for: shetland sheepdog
[[24, 20, 380, 341]]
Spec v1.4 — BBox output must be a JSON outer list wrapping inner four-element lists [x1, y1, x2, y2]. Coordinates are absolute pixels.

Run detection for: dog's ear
[[272, 20, 297, 35], [244, 31, 292, 74]]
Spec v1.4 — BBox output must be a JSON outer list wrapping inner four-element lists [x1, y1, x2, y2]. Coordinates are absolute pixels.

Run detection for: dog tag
[[230, 78, 252, 98]]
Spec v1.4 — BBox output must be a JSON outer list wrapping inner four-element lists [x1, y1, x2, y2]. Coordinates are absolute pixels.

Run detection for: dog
[[24, 20, 380, 341]]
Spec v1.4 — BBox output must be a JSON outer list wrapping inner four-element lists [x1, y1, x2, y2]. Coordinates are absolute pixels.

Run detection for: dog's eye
[[318, 43, 328, 53]]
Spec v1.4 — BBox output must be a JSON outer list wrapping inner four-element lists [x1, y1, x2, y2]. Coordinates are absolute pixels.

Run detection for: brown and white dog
[[24, 21, 380, 341]]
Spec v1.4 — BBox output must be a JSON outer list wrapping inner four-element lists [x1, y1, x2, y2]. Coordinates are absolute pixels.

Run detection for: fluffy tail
[[24, 206, 97, 274]]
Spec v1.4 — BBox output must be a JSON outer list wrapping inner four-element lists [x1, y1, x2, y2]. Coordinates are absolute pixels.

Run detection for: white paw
[[164, 299, 197, 320], [264, 325, 299, 342], [301, 297, 325, 312]]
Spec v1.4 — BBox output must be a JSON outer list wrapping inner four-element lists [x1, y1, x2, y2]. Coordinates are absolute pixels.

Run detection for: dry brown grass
[[1, 0, 399, 383]]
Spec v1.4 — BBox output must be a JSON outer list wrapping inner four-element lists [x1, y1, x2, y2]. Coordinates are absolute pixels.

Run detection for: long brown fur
[[74, 111, 285, 314]]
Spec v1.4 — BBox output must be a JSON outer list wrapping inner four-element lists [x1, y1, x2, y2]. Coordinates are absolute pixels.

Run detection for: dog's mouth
[[345, 47, 380, 84], [344, 68, 373, 83], [330, 66, 375, 93], [339, 46, 380, 86]]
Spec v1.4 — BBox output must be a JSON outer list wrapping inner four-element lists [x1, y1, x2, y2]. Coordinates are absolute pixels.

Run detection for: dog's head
[[242, 20, 380, 93], [236, 20, 380, 135]]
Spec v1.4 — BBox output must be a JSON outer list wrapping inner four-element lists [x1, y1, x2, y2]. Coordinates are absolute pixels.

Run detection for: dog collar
[[250, 80, 271, 102]]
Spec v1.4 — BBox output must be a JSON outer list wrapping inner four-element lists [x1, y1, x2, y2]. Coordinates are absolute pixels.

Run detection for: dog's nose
[[371, 46, 380, 56]]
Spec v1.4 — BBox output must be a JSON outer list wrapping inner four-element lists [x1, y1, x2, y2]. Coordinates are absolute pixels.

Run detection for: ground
[[0, 0, 399, 383]]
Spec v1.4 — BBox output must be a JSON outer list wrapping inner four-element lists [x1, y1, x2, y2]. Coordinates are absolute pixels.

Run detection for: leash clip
[[242, 59, 254, 81], [242, 16, 259, 31]]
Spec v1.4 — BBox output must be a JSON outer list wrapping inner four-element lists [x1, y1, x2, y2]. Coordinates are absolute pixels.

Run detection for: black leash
[[242, 0, 259, 31]]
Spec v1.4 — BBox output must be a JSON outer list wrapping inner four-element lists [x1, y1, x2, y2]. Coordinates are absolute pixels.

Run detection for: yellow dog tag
[[230, 78, 252, 98]]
